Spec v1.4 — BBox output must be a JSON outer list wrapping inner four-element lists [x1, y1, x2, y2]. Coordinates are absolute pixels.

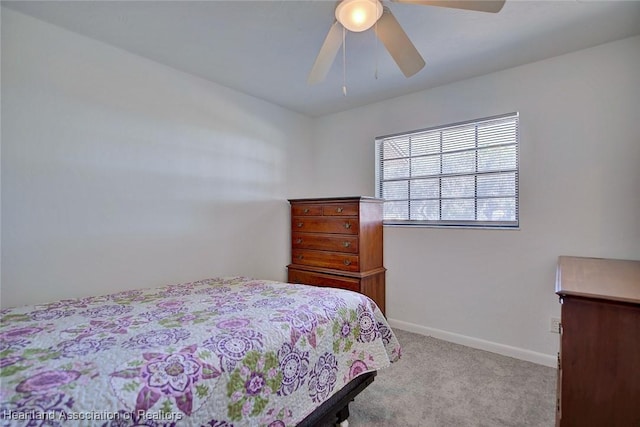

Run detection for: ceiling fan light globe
[[335, 0, 383, 32]]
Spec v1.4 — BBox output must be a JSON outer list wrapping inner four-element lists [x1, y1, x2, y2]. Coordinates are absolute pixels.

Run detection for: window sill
[[382, 222, 520, 230]]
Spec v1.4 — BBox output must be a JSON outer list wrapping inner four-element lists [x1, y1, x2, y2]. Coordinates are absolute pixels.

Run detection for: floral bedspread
[[0, 277, 401, 426]]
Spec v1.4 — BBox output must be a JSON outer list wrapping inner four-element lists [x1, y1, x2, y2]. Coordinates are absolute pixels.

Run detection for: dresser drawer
[[323, 203, 359, 216], [292, 233, 359, 253], [292, 205, 323, 216], [288, 269, 360, 292], [292, 217, 359, 235], [292, 249, 359, 272]]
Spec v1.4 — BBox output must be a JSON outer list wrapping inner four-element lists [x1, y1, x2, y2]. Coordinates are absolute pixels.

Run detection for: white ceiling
[[4, 0, 640, 117]]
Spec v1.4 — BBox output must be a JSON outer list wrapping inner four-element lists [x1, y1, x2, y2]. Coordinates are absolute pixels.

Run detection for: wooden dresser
[[287, 197, 386, 313], [555, 256, 640, 427]]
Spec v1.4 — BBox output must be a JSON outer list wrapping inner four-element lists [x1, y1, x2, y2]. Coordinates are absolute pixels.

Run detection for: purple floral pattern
[[378, 321, 394, 346], [277, 343, 309, 396], [81, 304, 133, 318], [0, 326, 44, 351], [252, 297, 295, 309], [36, 294, 110, 310], [308, 352, 338, 403], [29, 309, 76, 321], [137, 307, 186, 322], [238, 281, 271, 294], [16, 370, 81, 393], [109, 289, 160, 305], [61, 317, 141, 340], [110, 345, 221, 416], [332, 308, 360, 354], [0, 277, 400, 426], [348, 359, 368, 379], [342, 349, 376, 383], [194, 285, 232, 296], [226, 351, 282, 421], [356, 303, 380, 343], [109, 289, 144, 300], [0, 338, 30, 352], [310, 295, 347, 318], [203, 330, 264, 372], [0, 355, 24, 369], [158, 286, 194, 298], [206, 303, 249, 316], [270, 305, 323, 348], [216, 318, 251, 331], [124, 329, 191, 350], [158, 310, 216, 328], [0, 326, 43, 340], [56, 337, 117, 357]]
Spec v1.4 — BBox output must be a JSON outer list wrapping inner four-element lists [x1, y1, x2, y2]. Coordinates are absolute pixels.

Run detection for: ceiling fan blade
[[392, 0, 505, 13], [308, 21, 344, 85], [375, 8, 425, 78]]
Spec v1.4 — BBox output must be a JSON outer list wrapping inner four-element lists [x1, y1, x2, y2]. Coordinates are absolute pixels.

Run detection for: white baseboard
[[388, 318, 557, 368]]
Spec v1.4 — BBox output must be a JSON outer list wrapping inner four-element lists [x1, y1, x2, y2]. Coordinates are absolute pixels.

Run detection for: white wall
[[1, 9, 314, 307], [311, 36, 640, 363]]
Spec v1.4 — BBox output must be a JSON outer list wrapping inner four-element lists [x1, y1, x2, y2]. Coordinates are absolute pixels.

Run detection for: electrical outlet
[[550, 317, 561, 334]]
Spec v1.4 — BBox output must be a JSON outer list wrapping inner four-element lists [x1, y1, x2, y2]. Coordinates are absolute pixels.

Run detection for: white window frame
[[375, 113, 519, 228]]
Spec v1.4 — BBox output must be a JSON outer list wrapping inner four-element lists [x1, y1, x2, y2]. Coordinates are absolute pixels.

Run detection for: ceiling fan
[[308, 0, 506, 84]]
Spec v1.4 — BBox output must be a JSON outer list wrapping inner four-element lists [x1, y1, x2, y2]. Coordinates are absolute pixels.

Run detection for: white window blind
[[375, 113, 519, 228]]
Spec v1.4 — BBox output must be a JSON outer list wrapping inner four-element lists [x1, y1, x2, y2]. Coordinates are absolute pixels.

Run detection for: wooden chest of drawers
[[287, 197, 386, 313], [555, 256, 640, 427]]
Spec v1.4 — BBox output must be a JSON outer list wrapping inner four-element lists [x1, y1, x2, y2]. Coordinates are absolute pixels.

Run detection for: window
[[375, 113, 519, 228]]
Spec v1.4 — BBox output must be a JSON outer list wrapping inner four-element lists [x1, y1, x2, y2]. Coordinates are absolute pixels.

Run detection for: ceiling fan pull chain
[[374, 21, 379, 80], [342, 26, 347, 96]]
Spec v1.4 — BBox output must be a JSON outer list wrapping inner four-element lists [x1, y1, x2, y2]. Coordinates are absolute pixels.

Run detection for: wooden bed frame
[[297, 371, 377, 426]]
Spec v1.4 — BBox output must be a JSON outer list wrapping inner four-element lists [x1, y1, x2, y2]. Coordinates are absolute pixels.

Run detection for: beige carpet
[[348, 329, 557, 427]]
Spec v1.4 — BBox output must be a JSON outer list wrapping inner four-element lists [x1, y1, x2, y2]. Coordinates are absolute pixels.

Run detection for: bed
[[0, 276, 401, 426]]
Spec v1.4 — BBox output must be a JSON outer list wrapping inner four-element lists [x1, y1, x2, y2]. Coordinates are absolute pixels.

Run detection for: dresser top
[[556, 256, 640, 304], [288, 196, 384, 203]]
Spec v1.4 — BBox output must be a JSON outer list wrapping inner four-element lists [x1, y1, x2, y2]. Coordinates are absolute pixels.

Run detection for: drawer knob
[[303, 208, 309, 213], [297, 222, 303, 228], [297, 255, 304, 260], [342, 241, 351, 248], [336, 207, 343, 213], [343, 259, 352, 266], [295, 238, 303, 244], [344, 222, 351, 229]]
